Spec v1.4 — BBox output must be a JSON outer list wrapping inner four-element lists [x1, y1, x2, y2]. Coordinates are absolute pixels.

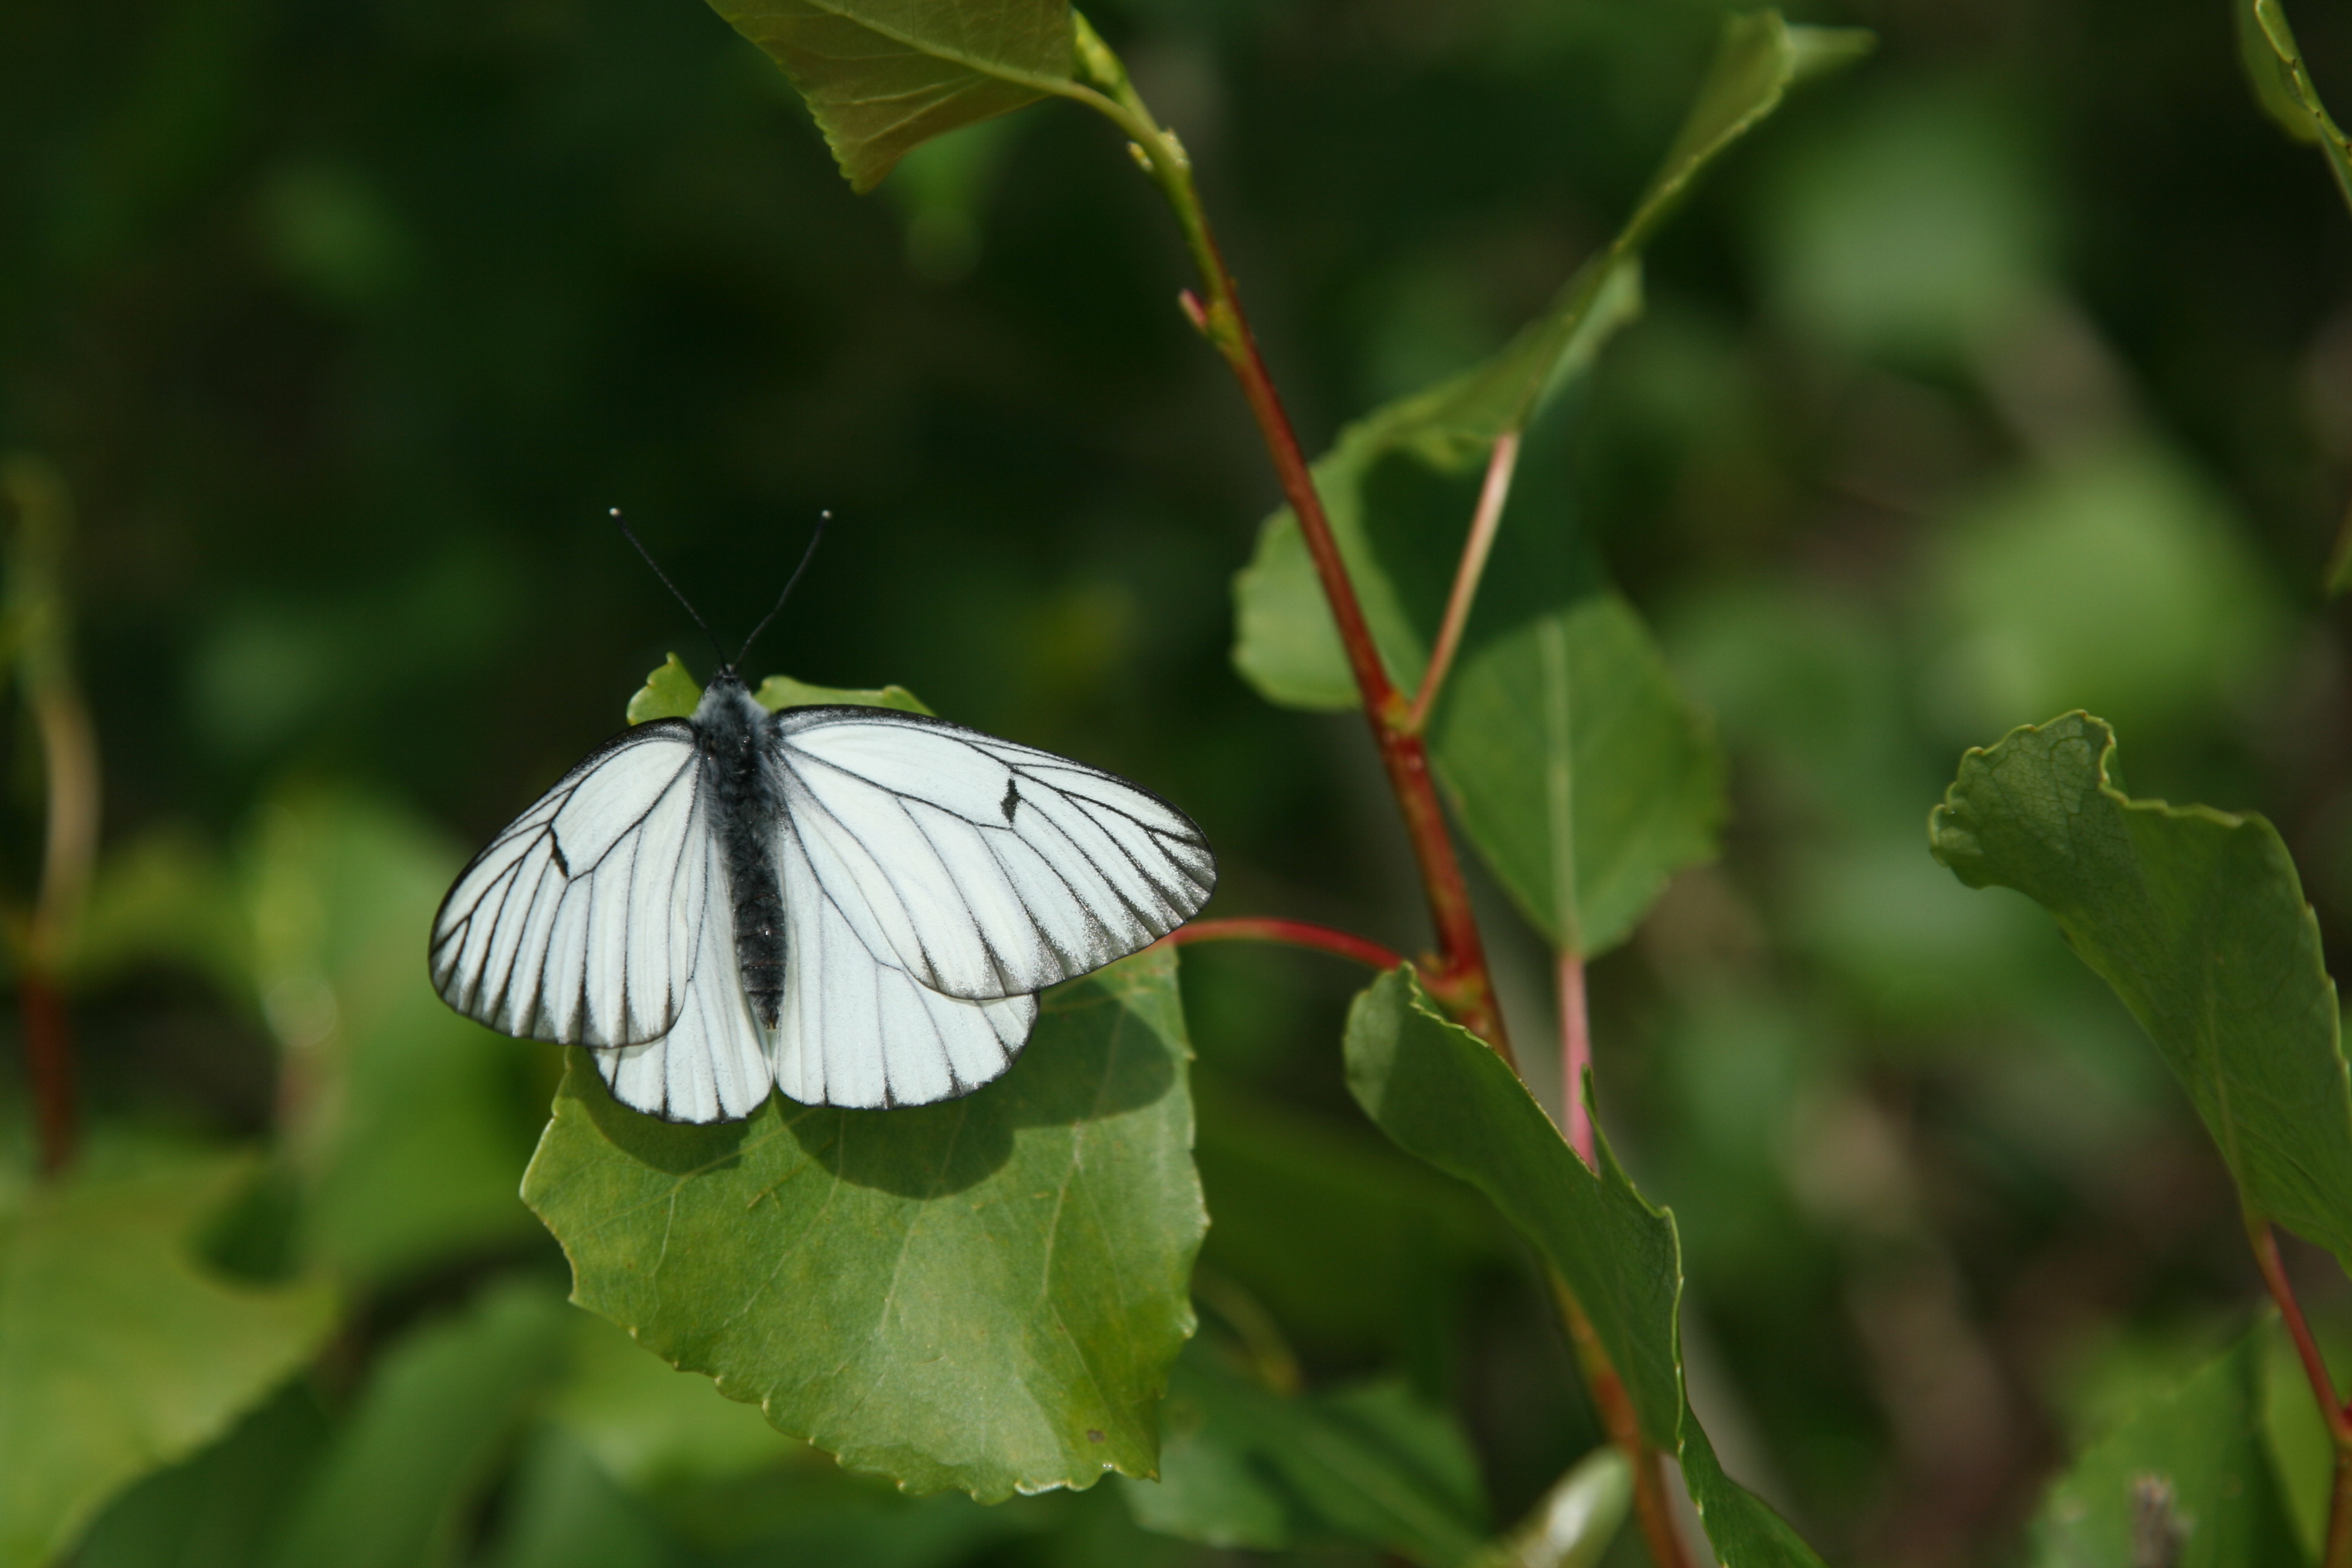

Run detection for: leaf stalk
[[1555, 1274, 1694, 1568], [1405, 429, 1520, 737], [1063, 14, 1512, 1065], [3, 455, 96, 1178], [1155, 917, 1403, 972], [2249, 1219, 2352, 1566]]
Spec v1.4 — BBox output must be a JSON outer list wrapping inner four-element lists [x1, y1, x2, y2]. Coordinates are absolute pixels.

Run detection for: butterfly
[[427, 517, 1216, 1122]]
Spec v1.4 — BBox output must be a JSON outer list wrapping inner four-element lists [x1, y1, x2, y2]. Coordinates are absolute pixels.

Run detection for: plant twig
[[4, 455, 97, 1177], [1155, 916, 1403, 972], [2249, 1219, 2352, 1567], [1063, 19, 1512, 1066], [1406, 429, 1520, 735], [1554, 1275, 1693, 1568], [1557, 949, 1594, 1166]]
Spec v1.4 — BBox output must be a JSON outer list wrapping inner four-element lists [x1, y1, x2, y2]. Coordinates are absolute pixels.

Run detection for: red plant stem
[[2252, 1220, 2347, 1440], [1157, 916, 1403, 972], [1063, 38, 1511, 1065], [1557, 1277, 1693, 1568], [2249, 1221, 2352, 1568], [1406, 428, 1520, 736], [19, 972, 75, 1175], [1183, 272, 1512, 1066], [1557, 949, 1594, 1165]]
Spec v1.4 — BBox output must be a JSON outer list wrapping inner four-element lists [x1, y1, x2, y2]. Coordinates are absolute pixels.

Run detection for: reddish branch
[[2251, 1221, 2352, 1568], [1155, 917, 1402, 972], [1557, 950, 1594, 1165], [1557, 1278, 1694, 1568]]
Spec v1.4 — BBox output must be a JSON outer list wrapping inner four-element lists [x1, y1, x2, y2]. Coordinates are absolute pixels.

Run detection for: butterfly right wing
[[430, 721, 717, 1050], [771, 822, 1037, 1109]]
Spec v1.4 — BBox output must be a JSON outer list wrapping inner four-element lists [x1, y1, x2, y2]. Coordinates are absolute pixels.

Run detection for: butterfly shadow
[[783, 974, 1179, 1200]]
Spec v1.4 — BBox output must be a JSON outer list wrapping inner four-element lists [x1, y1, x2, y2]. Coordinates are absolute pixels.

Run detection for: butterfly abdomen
[[696, 674, 789, 1031]]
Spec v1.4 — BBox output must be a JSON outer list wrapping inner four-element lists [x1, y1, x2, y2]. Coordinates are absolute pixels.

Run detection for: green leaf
[[267, 1280, 572, 1568], [706, 0, 1077, 193], [547, 1311, 802, 1496], [625, 653, 703, 724], [751, 672, 933, 716], [1228, 263, 1641, 713], [1429, 590, 1722, 958], [246, 791, 546, 1284], [523, 949, 1205, 1501], [0, 1151, 337, 1568], [1929, 713, 2352, 1266], [1122, 1341, 1488, 1566], [2237, 0, 2352, 227], [75, 1383, 333, 1568], [2028, 1325, 2304, 1568], [1230, 11, 1864, 713], [1343, 967, 1825, 1568], [626, 655, 935, 725]]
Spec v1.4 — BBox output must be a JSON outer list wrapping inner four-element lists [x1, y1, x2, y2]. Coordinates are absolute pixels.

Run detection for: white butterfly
[[429, 665, 1216, 1122]]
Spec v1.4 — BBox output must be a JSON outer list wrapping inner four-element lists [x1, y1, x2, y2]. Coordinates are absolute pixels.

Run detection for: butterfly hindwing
[[770, 707, 1217, 1004], [772, 824, 1037, 1109]]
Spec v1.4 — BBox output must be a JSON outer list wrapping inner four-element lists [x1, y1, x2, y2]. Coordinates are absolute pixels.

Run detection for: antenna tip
[[608, 507, 622, 518], [819, 509, 832, 521]]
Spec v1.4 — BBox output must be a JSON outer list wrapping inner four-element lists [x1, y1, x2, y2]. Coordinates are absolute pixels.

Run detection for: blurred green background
[[7, 0, 2352, 1561]]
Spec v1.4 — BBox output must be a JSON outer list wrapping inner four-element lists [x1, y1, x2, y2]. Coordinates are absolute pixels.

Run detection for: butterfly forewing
[[771, 708, 1217, 1003], [430, 722, 712, 1048]]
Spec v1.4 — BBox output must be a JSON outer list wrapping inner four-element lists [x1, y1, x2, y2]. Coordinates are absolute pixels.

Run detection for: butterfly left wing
[[769, 706, 1217, 1005]]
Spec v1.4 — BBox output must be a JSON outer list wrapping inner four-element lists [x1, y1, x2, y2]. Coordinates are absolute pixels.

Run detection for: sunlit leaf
[[523, 949, 1204, 1501], [1930, 713, 2352, 1267], [1232, 11, 1865, 711], [1429, 590, 1722, 959], [0, 1152, 336, 1568], [625, 654, 704, 724], [1122, 1340, 1488, 1566], [268, 1280, 571, 1568], [2028, 1326, 2302, 1568], [707, 0, 1077, 193], [1344, 967, 1826, 1568], [751, 671, 932, 715], [626, 655, 934, 725]]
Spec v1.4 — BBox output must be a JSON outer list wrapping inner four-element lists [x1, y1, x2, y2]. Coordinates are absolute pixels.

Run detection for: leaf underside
[[1930, 711, 2352, 1267], [1343, 967, 1826, 1567], [707, 0, 1076, 191]]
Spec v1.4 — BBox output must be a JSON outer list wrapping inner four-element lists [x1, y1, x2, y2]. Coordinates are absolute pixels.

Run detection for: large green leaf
[[1429, 591, 1722, 958], [706, 0, 1076, 192], [247, 791, 547, 1284], [2028, 1326, 2304, 1568], [1122, 1340, 1488, 1566], [0, 1151, 336, 1568], [1929, 713, 2352, 1266], [1230, 11, 1866, 713], [1343, 967, 1825, 1568], [269, 1280, 572, 1568], [523, 948, 1204, 1501]]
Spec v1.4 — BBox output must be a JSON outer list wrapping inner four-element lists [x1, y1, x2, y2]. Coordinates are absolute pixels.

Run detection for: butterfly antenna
[[611, 509, 728, 669], [735, 510, 829, 667]]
